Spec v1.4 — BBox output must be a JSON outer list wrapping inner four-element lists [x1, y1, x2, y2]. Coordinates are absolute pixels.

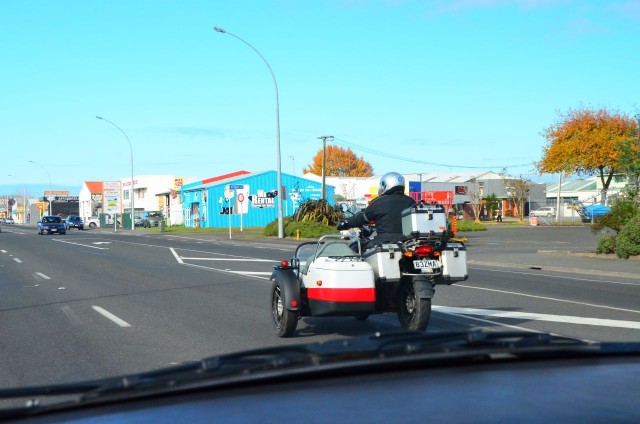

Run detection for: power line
[[333, 137, 534, 171]]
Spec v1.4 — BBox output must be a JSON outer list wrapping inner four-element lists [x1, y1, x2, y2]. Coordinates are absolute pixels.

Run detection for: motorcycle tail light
[[281, 260, 289, 267], [414, 246, 434, 257]]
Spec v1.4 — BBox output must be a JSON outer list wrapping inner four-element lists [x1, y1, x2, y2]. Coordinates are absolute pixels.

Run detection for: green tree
[[618, 115, 640, 195], [502, 174, 531, 223], [483, 193, 500, 218]]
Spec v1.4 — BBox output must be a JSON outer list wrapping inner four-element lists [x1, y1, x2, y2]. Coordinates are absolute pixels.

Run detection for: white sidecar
[[298, 238, 376, 316]]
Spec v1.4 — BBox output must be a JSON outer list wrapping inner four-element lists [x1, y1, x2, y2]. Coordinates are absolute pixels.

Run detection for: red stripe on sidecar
[[307, 287, 376, 302]]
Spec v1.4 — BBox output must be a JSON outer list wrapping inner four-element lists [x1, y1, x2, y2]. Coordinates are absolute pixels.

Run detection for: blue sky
[[2, 0, 639, 195]]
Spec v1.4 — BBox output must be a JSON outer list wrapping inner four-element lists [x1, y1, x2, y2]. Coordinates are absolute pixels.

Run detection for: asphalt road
[[0, 223, 638, 389]]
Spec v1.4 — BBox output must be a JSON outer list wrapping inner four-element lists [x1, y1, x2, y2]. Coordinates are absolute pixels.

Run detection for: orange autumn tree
[[303, 145, 374, 177], [538, 107, 638, 204]]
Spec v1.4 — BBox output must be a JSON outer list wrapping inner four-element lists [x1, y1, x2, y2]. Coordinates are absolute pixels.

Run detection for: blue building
[[180, 170, 334, 228]]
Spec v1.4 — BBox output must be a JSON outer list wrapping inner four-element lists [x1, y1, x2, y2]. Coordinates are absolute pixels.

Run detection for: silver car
[[530, 206, 555, 217]]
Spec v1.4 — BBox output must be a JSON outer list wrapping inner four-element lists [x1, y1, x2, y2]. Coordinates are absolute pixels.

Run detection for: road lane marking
[[52, 239, 110, 250], [13, 258, 22, 263], [179, 257, 275, 262], [434, 307, 547, 333], [61, 306, 82, 326], [93, 242, 111, 245], [170, 247, 276, 280], [225, 271, 273, 276], [434, 306, 640, 330], [156, 234, 291, 251], [170, 248, 184, 264], [181, 262, 270, 280], [470, 267, 640, 286], [455, 284, 640, 314], [33, 272, 51, 280], [92, 306, 131, 327], [1, 250, 7, 253], [172, 246, 282, 260]]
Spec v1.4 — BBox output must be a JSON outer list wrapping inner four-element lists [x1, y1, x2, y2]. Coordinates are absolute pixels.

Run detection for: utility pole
[[317, 135, 334, 200], [555, 173, 562, 223]]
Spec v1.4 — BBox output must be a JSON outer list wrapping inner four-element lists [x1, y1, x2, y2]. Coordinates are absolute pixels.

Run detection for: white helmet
[[378, 172, 405, 195]]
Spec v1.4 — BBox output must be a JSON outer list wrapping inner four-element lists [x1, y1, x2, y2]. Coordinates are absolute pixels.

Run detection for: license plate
[[413, 259, 440, 269]]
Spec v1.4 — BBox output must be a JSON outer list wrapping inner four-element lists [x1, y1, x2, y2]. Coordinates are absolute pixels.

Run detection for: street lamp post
[[28, 160, 52, 215], [96, 116, 135, 231], [214, 26, 284, 238]]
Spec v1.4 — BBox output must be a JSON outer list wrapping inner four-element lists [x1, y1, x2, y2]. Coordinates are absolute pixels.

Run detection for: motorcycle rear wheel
[[397, 280, 431, 331]]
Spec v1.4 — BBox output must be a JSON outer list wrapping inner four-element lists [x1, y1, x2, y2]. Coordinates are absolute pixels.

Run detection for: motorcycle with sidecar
[[270, 203, 468, 337]]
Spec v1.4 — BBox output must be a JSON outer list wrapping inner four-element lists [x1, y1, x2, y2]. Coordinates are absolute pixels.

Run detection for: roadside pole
[[237, 191, 245, 232]]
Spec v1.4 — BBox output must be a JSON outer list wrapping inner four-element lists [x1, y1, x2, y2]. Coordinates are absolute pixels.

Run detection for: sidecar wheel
[[271, 279, 298, 337], [397, 280, 431, 331]]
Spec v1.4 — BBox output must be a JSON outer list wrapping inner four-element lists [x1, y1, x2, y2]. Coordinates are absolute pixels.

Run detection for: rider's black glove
[[336, 220, 349, 231]]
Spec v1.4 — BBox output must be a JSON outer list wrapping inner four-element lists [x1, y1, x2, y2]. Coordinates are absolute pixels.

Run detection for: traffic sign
[[224, 186, 235, 199], [238, 193, 245, 203], [229, 184, 244, 190]]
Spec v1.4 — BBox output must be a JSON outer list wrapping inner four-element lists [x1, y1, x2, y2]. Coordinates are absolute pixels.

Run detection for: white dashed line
[[13, 258, 22, 263], [92, 306, 131, 327], [34, 272, 51, 280]]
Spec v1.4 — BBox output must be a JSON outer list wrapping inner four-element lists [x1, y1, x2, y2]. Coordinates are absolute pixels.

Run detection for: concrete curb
[[537, 249, 640, 261]]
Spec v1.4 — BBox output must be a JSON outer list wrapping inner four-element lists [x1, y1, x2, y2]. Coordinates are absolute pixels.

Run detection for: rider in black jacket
[[337, 172, 416, 247]]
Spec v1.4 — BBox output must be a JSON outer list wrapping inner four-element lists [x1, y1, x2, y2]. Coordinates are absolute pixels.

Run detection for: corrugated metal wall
[[181, 171, 334, 228]]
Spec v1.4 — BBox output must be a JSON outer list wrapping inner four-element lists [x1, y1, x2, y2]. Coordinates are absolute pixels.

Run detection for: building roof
[[546, 178, 597, 192], [84, 181, 103, 193], [305, 171, 508, 185], [201, 170, 251, 185]]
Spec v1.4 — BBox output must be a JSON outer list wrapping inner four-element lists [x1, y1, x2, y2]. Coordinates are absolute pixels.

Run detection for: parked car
[[65, 215, 84, 230], [141, 211, 163, 228], [530, 206, 556, 217], [38, 216, 66, 235], [85, 217, 99, 228], [5, 217, 15, 224]]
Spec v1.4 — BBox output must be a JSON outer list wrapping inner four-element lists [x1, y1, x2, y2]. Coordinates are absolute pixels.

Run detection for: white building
[[79, 175, 198, 225], [303, 171, 505, 201], [545, 175, 628, 207]]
